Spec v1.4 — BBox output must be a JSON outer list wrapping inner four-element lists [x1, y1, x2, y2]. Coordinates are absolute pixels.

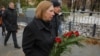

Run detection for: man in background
[[3, 2, 20, 49], [51, 1, 64, 36]]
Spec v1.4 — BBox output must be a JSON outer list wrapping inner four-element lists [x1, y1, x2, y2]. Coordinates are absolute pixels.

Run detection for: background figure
[[22, 1, 56, 56], [3, 2, 20, 49], [51, 1, 64, 36], [0, 7, 2, 26], [0, 6, 6, 36]]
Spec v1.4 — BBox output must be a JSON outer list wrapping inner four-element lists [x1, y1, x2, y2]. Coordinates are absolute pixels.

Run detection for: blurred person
[[51, 1, 64, 36], [0, 6, 6, 36], [22, 1, 56, 56], [3, 2, 20, 49], [0, 7, 2, 26]]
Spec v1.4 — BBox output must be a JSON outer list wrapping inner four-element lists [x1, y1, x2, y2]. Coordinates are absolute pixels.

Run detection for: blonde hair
[[35, 1, 53, 19]]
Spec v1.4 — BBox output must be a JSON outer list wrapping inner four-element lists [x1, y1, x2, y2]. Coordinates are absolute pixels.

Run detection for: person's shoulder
[[4, 9, 9, 13], [14, 8, 17, 10], [5, 8, 9, 11], [26, 18, 37, 30]]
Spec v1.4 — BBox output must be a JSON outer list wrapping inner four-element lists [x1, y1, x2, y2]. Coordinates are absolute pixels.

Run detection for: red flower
[[74, 31, 79, 37], [55, 37, 61, 43], [64, 31, 74, 37]]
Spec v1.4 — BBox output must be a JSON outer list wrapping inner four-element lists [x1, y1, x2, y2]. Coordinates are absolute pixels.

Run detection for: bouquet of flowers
[[49, 31, 84, 56]]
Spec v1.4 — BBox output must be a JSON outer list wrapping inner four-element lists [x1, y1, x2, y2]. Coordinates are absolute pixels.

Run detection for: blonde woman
[[22, 1, 56, 56]]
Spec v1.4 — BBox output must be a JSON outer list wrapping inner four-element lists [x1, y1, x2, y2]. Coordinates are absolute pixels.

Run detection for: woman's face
[[43, 5, 54, 21]]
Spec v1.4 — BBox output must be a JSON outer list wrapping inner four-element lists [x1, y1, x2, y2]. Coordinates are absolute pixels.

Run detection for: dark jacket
[[0, 10, 5, 16], [0, 10, 2, 17], [22, 17, 56, 56], [0, 10, 5, 24], [51, 13, 64, 36], [3, 8, 18, 31], [0, 10, 2, 26]]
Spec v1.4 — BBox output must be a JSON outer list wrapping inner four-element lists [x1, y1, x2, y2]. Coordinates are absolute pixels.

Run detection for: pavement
[[0, 27, 100, 56], [0, 14, 30, 56], [0, 22, 100, 56], [0, 27, 25, 56]]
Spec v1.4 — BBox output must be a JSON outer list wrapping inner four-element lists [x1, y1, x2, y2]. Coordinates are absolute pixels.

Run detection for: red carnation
[[74, 31, 79, 37], [55, 37, 61, 43]]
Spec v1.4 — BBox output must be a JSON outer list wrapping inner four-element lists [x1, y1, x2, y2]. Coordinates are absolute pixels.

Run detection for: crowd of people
[[0, 1, 64, 56]]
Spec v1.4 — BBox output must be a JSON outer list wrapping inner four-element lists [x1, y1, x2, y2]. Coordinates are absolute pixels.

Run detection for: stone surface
[[0, 28, 24, 56]]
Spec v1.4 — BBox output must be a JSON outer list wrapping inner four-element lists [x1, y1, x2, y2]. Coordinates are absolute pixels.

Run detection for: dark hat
[[51, 1, 60, 7]]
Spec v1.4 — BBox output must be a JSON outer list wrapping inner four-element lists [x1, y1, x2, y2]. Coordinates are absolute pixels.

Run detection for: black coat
[[22, 17, 56, 56], [51, 13, 64, 36], [3, 8, 18, 31], [0, 10, 2, 17], [0, 10, 5, 17], [0, 10, 2, 26], [0, 10, 5, 24]]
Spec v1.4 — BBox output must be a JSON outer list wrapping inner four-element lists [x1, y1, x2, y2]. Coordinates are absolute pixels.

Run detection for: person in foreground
[[22, 1, 56, 56]]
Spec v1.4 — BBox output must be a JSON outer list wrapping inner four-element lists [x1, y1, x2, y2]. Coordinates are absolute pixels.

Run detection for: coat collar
[[33, 17, 52, 30]]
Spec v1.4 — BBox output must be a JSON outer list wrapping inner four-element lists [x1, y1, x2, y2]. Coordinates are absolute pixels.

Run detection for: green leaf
[[75, 42, 85, 47]]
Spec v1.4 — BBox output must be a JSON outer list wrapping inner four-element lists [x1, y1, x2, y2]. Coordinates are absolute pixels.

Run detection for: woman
[[22, 1, 56, 56]]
